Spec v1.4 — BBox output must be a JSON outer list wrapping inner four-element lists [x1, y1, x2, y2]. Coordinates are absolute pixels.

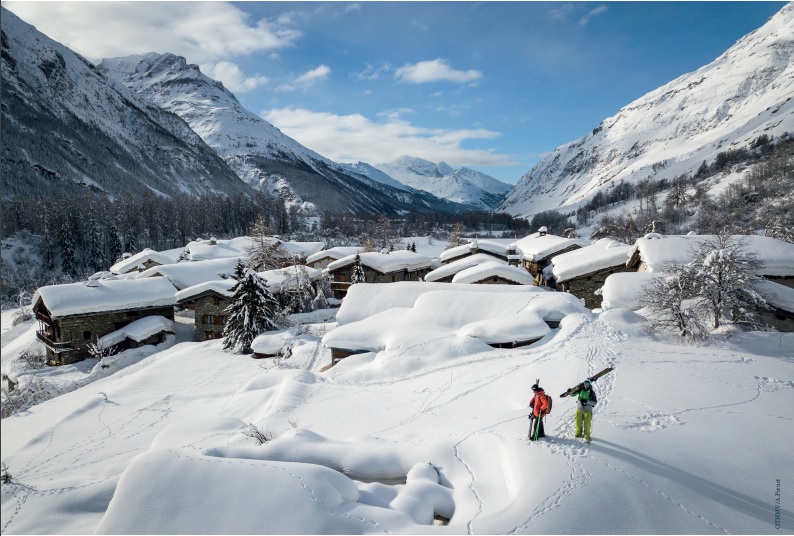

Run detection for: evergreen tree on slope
[[223, 260, 281, 354], [351, 254, 367, 284]]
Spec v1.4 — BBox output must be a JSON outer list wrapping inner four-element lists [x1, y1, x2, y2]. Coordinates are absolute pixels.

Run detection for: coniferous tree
[[223, 260, 280, 354], [61, 219, 77, 276], [107, 222, 123, 265], [351, 254, 367, 284], [87, 218, 106, 272]]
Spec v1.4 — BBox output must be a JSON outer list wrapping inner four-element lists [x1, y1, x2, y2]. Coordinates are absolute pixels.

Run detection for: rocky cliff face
[[1, 8, 251, 199], [99, 53, 463, 215], [499, 3, 794, 218]]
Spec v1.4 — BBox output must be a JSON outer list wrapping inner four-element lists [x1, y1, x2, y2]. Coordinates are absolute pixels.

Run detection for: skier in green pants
[[572, 379, 597, 442]]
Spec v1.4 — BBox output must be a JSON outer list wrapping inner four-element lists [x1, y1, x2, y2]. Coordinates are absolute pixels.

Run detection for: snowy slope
[[376, 156, 512, 210], [0, 8, 251, 198], [500, 3, 794, 218], [2, 300, 792, 533], [98, 54, 463, 215]]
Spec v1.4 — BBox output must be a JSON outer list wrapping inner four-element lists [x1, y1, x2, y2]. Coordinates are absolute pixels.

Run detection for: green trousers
[[575, 409, 593, 439]]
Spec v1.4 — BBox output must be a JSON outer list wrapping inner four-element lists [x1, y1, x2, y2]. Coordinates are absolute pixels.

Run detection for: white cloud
[[295, 65, 331, 85], [261, 107, 514, 167], [580, 5, 608, 26], [201, 62, 268, 93], [395, 59, 482, 85], [3, 1, 301, 63]]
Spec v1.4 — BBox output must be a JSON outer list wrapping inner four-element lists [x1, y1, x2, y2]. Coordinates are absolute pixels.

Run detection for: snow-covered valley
[[2, 293, 792, 534]]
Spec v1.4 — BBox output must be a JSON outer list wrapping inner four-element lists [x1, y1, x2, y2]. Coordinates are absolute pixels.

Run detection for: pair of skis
[[528, 367, 613, 441]]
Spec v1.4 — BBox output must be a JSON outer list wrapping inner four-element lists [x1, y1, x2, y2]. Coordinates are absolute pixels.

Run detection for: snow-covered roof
[[425, 253, 506, 282], [307, 247, 363, 265], [186, 236, 255, 261], [451, 261, 535, 285], [278, 241, 325, 258], [599, 272, 654, 311], [33, 278, 177, 318], [327, 250, 431, 274], [258, 266, 324, 293], [174, 280, 236, 304], [549, 239, 632, 282], [109, 248, 175, 275], [438, 239, 515, 263], [136, 257, 243, 290], [336, 281, 550, 326], [324, 290, 588, 352], [98, 316, 175, 348], [756, 280, 794, 313], [519, 234, 589, 262], [629, 234, 794, 276]]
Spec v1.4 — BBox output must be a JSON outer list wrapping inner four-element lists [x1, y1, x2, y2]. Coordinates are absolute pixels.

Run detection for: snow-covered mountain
[[499, 3, 794, 219], [98, 54, 462, 216], [376, 156, 513, 210], [0, 8, 252, 199]]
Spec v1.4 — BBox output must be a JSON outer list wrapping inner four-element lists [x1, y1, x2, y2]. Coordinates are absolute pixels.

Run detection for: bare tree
[[640, 264, 709, 339]]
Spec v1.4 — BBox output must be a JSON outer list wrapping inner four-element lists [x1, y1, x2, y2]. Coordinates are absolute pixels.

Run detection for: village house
[[543, 239, 632, 307], [425, 253, 508, 283], [326, 250, 432, 299], [109, 248, 177, 275], [136, 257, 243, 291], [439, 238, 523, 266], [515, 228, 589, 285], [33, 278, 177, 365], [323, 286, 587, 367], [626, 234, 794, 288], [756, 280, 794, 332], [97, 316, 176, 354], [175, 265, 324, 341], [451, 261, 535, 286], [306, 246, 364, 270]]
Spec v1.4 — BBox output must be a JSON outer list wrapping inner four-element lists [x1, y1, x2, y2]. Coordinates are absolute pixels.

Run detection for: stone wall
[[193, 294, 231, 341], [330, 265, 430, 298], [558, 266, 627, 308], [50, 306, 175, 365]]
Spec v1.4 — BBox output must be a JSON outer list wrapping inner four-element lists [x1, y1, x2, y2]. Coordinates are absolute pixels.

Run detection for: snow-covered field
[[2, 297, 792, 534]]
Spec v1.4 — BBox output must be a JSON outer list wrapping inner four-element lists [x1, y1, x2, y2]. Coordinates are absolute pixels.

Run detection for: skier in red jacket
[[528, 384, 550, 440]]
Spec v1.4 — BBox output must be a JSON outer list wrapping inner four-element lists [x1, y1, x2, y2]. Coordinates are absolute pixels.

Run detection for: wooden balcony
[[36, 331, 73, 353], [330, 282, 352, 292]]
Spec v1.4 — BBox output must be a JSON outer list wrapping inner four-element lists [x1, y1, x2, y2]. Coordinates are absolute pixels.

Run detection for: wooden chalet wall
[[330, 264, 430, 298]]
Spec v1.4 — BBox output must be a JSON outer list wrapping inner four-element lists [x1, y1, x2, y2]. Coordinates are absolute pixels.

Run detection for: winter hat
[[531, 384, 540, 392], [583, 379, 591, 386]]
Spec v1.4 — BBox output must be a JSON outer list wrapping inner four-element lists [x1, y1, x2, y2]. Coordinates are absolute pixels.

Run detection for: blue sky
[[6, 1, 787, 183]]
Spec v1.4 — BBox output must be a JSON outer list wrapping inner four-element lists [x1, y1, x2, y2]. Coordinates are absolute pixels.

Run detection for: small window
[[218, 316, 227, 325], [213, 297, 221, 306], [205, 331, 216, 340], [83, 330, 91, 340], [204, 315, 215, 325]]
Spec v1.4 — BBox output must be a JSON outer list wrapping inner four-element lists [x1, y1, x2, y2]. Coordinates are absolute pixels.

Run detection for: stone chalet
[[626, 234, 794, 289], [306, 247, 363, 270], [543, 239, 632, 308], [515, 229, 589, 285], [326, 250, 432, 299], [439, 239, 523, 266], [175, 266, 323, 341], [33, 278, 177, 365], [425, 253, 508, 283], [109, 248, 177, 275]]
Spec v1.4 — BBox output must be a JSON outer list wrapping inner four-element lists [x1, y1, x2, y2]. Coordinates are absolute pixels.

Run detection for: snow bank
[[251, 328, 317, 356], [550, 238, 631, 282], [336, 282, 549, 326], [599, 272, 654, 311], [451, 261, 535, 285], [33, 278, 177, 318]]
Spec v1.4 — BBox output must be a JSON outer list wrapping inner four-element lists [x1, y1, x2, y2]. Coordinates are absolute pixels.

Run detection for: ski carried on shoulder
[[559, 367, 613, 398]]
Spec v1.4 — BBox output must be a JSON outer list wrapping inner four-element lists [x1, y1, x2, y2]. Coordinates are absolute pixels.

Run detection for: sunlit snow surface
[[2, 300, 792, 534]]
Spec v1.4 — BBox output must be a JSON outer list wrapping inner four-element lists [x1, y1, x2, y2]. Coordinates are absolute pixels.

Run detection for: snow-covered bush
[[1, 378, 55, 419]]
